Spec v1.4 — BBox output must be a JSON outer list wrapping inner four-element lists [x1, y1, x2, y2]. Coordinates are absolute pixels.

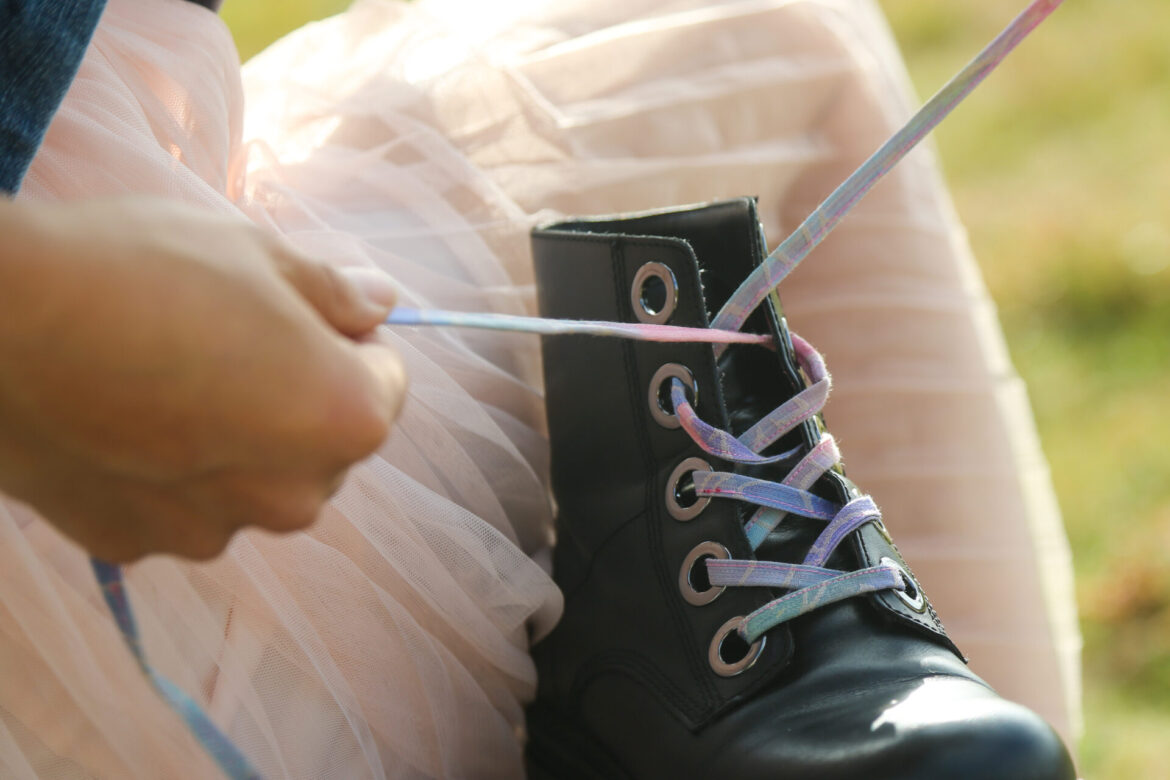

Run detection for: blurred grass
[[878, 2, 1170, 776], [222, 0, 349, 62], [224, 1, 1169, 776]]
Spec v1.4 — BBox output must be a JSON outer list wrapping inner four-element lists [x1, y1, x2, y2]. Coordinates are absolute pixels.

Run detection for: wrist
[[0, 201, 58, 498], [0, 201, 63, 337], [0, 200, 86, 440], [0, 201, 89, 358]]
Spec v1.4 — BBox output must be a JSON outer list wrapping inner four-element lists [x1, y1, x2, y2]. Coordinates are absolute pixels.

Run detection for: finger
[[273, 244, 397, 337], [63, 481, 233, 563], [356, 339, 408, 427], [324, 467, 349, 499], [118, 480, 237, 562], [328, 339, 408, 462], [172, 466, 312, 540]]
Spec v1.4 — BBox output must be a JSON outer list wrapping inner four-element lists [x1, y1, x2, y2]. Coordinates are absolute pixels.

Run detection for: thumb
[[353, 339, 409, 434], [322, 337, 408, 465], [274, 244, 397, 337]]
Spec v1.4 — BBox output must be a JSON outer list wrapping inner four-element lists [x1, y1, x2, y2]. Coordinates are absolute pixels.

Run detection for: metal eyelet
[[678, 541, 730, 606], [665, 457, 712, 521], [648, 363, 697, 430], [880, 556, 926, 613], [708, 616, 766, 677], [630, 262, 678, 325]]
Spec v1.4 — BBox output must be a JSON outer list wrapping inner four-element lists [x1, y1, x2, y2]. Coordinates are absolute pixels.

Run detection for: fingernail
[[342, 266, 398, 310]]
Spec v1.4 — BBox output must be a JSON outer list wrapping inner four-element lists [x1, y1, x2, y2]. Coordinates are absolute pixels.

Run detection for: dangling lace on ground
[[91, 2, 1065, 778]]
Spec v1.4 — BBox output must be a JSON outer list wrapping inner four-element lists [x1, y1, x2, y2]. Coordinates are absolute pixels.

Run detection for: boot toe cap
[[710, 676, 1075, 780], [865, 677, 1075, 780]]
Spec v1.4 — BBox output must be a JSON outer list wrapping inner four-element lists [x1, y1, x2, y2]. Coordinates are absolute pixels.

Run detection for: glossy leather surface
[[528, 199, 1074, 779]]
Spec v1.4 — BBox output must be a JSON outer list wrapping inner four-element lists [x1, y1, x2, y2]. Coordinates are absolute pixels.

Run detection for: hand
[[0, 197, 406, 561]]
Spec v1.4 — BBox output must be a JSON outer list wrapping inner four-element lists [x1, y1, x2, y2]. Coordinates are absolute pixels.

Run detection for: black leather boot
[[527, 199, 1075, 780]]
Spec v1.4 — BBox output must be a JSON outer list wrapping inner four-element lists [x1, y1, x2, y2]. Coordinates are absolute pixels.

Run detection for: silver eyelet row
[[632, 263, 762, 677]]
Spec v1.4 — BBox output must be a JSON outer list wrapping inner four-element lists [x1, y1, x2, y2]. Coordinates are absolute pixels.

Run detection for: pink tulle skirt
[[4, 0, 1079, 776]]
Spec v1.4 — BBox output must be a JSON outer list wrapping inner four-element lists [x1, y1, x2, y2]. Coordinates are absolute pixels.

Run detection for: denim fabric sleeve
[[0, 0, 109, 195]]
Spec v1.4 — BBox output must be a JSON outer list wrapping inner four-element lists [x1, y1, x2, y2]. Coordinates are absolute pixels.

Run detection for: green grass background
[[223, 1, 1170, 776]]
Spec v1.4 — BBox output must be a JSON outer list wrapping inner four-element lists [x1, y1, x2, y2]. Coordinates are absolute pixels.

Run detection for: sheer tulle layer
[[5, 0, 1078, 776]]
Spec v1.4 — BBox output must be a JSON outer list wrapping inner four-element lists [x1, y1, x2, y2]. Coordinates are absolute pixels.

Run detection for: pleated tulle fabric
[[4, 0, 1079, 776]]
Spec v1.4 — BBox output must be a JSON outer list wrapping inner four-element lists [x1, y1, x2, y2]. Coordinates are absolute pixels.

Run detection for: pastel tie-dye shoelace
[[93, 1, 1063, 776]]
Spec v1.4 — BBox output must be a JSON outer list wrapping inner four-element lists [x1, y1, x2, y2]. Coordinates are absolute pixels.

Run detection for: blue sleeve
[[0, 0, 109, 195]]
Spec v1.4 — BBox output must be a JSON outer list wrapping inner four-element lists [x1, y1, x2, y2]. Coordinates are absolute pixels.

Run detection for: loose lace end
[[385, 307, 774, 346]]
